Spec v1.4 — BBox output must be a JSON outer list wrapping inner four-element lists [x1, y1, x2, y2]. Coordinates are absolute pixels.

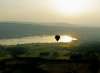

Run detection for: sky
[[0, 0, 100, 26]]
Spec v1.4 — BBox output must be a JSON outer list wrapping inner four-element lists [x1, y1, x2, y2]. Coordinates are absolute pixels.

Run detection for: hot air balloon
[[55, 35, 60, 42]]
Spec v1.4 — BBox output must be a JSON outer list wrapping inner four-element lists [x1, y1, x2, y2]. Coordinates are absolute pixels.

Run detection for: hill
[[0, 22, 100, 42]]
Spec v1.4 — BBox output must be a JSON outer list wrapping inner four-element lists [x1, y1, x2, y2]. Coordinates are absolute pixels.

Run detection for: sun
[[51, 0, 91, 16], [59, 36, 73, 43]]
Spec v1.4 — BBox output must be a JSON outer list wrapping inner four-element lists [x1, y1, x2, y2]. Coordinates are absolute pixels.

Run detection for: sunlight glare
[[51, 0, 92, 16], [60, 36, 73, 43]]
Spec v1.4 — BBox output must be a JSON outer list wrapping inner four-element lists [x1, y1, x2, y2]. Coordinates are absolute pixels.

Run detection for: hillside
[[0, 22, 100, 42]]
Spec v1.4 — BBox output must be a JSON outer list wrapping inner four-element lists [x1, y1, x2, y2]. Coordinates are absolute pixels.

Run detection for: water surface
[[0, 35, 77, 45]]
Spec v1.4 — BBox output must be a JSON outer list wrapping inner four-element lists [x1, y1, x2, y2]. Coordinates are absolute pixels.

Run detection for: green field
[[0, 42, 100, 73]]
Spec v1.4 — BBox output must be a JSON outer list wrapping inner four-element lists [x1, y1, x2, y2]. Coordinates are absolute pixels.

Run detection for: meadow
[[0, 41, 100, 73]]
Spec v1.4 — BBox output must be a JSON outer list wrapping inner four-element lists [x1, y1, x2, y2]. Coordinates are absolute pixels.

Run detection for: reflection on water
[[59, 35, 77, 43], [0, 35, 77, 45]]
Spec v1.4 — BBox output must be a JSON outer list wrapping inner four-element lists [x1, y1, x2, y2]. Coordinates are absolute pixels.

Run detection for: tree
[[70, 53, 83, 61], [6, 46, 28, 58], [39, 52, 50, 58]]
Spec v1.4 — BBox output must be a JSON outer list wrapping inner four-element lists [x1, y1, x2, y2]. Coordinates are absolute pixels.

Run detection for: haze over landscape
[[0, 0, 100, 26], [0, 1, 100, 73], [0, 0, 100, 44]]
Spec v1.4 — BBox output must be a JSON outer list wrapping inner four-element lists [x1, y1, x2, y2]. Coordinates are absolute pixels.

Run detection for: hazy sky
[[0, 0, 100, 26]]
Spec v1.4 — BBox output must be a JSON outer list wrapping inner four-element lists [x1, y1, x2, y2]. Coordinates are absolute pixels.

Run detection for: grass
[[0, 42, 100, 73]]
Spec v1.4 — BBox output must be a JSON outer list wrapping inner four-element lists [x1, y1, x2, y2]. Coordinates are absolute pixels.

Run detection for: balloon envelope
[[55, 35, 60, 42]]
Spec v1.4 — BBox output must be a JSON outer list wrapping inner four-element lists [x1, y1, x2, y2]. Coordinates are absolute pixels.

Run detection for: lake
[[0, 35, 77, 45]]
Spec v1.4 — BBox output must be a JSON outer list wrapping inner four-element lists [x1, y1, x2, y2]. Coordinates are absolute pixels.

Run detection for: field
[[0, 42, 100, 73]]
